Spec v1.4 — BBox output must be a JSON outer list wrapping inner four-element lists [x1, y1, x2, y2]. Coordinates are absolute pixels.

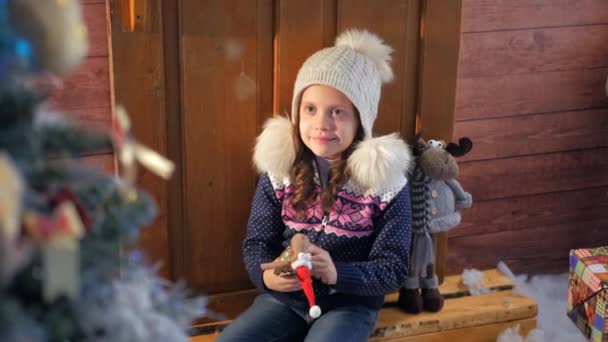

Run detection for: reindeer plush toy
[[398, 135, 473, 314], [261, 233, 321, 319]]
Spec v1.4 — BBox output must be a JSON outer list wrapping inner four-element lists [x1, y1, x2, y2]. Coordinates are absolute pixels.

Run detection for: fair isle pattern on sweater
[[269, 172, 405, 238], [277, 184, 390, 238]]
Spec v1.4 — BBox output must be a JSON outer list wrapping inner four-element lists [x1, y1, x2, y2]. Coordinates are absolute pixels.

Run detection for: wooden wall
[[447, 0, 608, 275], [50, 0, 114, 172]]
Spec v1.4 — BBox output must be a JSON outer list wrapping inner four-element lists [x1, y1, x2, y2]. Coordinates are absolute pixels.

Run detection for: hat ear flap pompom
[[335, 29, 394, 83]]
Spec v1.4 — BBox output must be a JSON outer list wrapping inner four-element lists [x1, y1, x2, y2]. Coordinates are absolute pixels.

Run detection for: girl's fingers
[[270, 273, 298, 291], [311, 253, 329, 263], [278, 275, 297, 283], [308, 244, 328, 256], [279, 273, 297, 280], [308, 244, 321, 254], [312, 261, 328, 270], [282, 279, 301, 291], [279, 276, 300, 286]]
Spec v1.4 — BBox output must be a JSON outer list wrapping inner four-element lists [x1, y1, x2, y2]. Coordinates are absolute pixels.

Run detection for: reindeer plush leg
[[421, 288, 444, 312], [398, 276, 424, 314], [421, 264, 444, 312], [398, 288, 424, 314]]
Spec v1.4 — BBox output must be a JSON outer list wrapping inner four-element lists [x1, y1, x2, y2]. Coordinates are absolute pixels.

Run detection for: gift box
[[568, 247, 608, 341]]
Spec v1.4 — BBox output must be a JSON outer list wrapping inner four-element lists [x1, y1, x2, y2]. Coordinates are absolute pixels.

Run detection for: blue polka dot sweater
[[243, 171, 412, 312]]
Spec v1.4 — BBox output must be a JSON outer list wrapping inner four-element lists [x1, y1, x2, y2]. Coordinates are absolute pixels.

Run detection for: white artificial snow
[[495, 262, 586, 342]]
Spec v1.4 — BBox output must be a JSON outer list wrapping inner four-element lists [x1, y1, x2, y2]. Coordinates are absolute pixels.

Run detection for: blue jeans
[[216, 294, 378, 342]]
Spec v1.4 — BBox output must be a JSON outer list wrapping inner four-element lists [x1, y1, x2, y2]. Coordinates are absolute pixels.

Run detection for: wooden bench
[[190, 269, 537, 341]]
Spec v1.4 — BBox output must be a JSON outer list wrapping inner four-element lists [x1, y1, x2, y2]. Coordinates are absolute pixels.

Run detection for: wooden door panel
[[274, 0, 337, 114], [338, 0, 419, 137], [108, 0, 171, 279], [180, 0, 273, 293]]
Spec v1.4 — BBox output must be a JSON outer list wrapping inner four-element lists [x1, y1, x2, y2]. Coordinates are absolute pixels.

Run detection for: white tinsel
[[460, 268, 492, 295], [497, 324, 545, 342], [496, 261, 585, 342], [78, 264, 206, 342]]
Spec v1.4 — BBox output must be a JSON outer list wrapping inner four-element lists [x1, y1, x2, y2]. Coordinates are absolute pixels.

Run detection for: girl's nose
[[314, 111, 333, 130]]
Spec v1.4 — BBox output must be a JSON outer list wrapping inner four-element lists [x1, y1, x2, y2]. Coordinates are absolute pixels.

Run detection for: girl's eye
[[304, 105, 315, 113], [332, 109, 343, 116]]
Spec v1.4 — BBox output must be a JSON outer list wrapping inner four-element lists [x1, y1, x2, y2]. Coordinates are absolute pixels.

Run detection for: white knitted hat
[[291, 29, 394, 139]]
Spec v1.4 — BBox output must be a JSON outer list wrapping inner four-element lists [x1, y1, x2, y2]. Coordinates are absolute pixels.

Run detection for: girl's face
[[298, 85, 359, 160]]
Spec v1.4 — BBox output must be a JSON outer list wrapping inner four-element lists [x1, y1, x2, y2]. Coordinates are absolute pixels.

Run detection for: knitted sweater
[[243, 172, 412, 312], [247, 116, 414, 312]]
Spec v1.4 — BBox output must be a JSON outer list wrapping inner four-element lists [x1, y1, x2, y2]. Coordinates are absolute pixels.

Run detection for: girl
[[217, 29, 413, 342]]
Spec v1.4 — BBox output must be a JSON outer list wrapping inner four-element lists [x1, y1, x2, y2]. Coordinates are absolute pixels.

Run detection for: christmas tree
[[0, 1, 205, 341]]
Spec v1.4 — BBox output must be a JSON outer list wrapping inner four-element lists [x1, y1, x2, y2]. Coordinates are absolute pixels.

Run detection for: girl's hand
[[263, 269, 301, 292], [309, 244, 337, 285]]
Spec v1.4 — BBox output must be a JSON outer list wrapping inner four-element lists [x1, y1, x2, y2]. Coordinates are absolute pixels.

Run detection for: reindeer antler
[[446, 137, 473, 157]]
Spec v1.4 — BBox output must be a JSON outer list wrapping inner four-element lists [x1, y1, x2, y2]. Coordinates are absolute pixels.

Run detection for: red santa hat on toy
[[292, 252, 322, 319]]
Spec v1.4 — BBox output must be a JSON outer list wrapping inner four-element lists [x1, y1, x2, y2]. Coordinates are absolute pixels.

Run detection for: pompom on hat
[[291, 29, 394, 139]]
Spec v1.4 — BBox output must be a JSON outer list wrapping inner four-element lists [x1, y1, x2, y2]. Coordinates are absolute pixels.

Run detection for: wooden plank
[[459, 25, 608, 78], [274, 0, 336, 115], [374, 318, 536, 342], [455, 68, 608, 121], [418, 0, 463, 284], [400, 0, 422, 140], [48, 4, 111, 139], [337, 0, 418, 138], [385, 268, 513, 303], [447, 219, 608, 275], [462, 0, 608, 33], [82, 3, 109, 57], [108, 0, 171, 279], [190, 318, 536, 342], [454, 109, 608, 162], [435, 268, 512, 295], [459, 148, 608, 201], [49, 56, 112, 112], [256, 0, 274, 132], [373, 290, 536, 339], [160, 0, 183, 283], [451, 187, 608, 238], [418, 0, 462, 142], [81, 0, 105, 4], [64, 107, 112, 131], [419, 0, 463, 281], [180, 0, 273, 293]]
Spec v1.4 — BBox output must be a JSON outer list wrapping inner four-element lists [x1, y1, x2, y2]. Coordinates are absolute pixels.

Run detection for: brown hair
[[290, 108, 365, 217]]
